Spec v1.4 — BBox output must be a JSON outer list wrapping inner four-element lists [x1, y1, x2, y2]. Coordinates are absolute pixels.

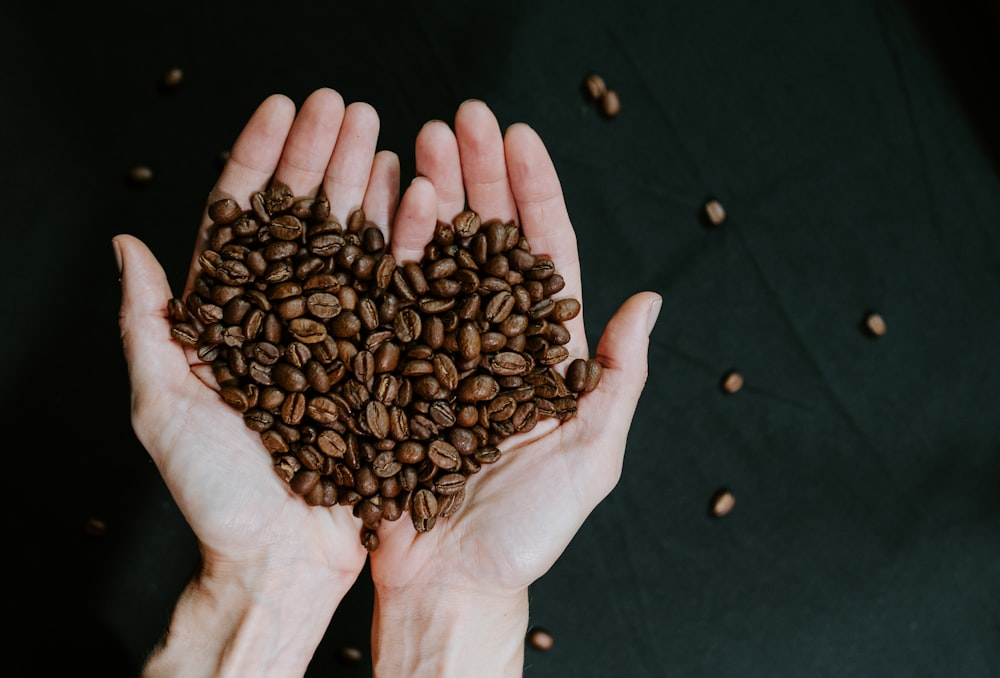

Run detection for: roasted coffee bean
[[457, 321, 481, 361], [355, 466, 380, 497], [281, 392, 307, 425], [357, 496, 383, 529], [599, 89, 621, 118], [527, 626, 555, 651], [428, 400, 457, 427], [550, 298, 580, 322], [427, 439, 461, 470], [411, 488, 438, 527], [721, 370, 744, 394], [394, 307, 422, 343], [208, 198, 243, 225], [457, 374, 499, 403], [474, 446, 501, 464], [584, 73, 607, 100], [453, 210, 481, 237], [434, 472, 466, 496], [289, 469, 320, 496], [364, 400, 390, 439]]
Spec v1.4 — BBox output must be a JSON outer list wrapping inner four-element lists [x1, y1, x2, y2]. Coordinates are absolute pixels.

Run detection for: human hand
[[367, 100, 662, 677], [115, 88, 397, 676]]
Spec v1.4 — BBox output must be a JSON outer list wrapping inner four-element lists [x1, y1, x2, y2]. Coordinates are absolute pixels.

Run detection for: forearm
[[143, 563, 356, 678], [370, 586, 529, 678]]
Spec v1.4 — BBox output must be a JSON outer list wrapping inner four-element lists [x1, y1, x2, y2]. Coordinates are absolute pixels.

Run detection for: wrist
[[143, 557, 359, 678], [371, 584, 529, 678]]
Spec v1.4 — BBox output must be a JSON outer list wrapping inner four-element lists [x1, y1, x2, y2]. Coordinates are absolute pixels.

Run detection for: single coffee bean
[[453, 210, 481, 237], [289, 469, 320, 496], [437, 487, 466, 517], [583, 72, 607, 100], [721, 370, 744, 394], [208, 198, 242, 225], [412, 487, 438, 519], [457, 374, 499, 403], [864, 311, 887, 337], [703, 198, 726, 227], [599, 89, 620, 118], [427, 439, 461, 470], [711, 488, 735, 517], [527, 627, 555, 651]]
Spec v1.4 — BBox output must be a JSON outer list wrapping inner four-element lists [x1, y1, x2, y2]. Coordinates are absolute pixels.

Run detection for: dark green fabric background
[[2, 0, 998, 675]]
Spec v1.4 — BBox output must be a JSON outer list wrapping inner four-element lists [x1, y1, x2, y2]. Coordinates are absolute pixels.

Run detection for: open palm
[[368, 100, 660, 595]]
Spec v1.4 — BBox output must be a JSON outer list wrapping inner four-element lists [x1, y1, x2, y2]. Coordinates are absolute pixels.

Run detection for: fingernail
[[111, 237, 123, 275], [647, 296, 662, 335]]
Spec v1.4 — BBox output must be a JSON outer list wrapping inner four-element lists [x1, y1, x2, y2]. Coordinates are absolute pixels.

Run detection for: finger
[[323, 101, 381, 225], [453, 100, 517, 223], [187, 93, 297, 293], [414, 119, 464, 223], [503, 121, 586, 358], [361, 149, 401, 237], [113, 234, 190, 404], [579, 291, 662, 447], [390, 176, 439, 264], [271, 87, 346, 199]]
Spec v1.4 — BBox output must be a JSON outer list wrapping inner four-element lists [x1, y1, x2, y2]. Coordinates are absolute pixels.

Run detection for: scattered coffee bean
[[583, 73, 607, 100], [161, 67, 184, 89], [710, 488, 735, 517], [721, 370, 743, 394], [527, 626, 555, 651], [84, 517, 107, 537], [128, 165, 154, 185], [864, 311, 887, 337], [703, 198, 726, 227], [599, 89, 620, 118], [168, 186, 601, 550], [336, 645, 364, 664]]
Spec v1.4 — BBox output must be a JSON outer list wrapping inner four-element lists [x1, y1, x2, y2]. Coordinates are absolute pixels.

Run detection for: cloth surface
[[2, 1, 998, 675]]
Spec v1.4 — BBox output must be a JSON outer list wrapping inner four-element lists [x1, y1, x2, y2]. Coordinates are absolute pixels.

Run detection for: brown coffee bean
[[438, 487, 466, 517], [457, 374, 499, 403], [864, 311, 887, 337], [721, 370, 744, 394], [599, 89, 620, 118], [551, 298, 581, 322], [583, 73, 607, 100], [703, 198, 726, 227], [357, 496, 383, 529], [161, 67, 184, 89], [208, 198, 242, 225], [411, 488, 438, 532], [453, 210, 481, 237], [528, 627, 555, 651], [364, 400, 390, 439], [488, 351, 532, 376], [289, 469, 320, 496], [427, 439, 461, 470], [434, 472, 466, 495], [711, 488, 735, 517]]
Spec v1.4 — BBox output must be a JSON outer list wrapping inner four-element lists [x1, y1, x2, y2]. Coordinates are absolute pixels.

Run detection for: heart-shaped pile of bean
[[167, 181, 602, 551]]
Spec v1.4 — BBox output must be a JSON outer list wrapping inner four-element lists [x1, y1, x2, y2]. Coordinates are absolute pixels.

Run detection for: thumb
[[113, 234, 188, 398], [578, 291, 662, 442]]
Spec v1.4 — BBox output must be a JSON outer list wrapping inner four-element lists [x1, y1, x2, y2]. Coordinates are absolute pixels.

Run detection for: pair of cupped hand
[[114, 87, 660, 608]]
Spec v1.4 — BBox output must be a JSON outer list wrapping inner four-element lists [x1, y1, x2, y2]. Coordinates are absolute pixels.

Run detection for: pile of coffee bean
[[167, 182, 601, 551]]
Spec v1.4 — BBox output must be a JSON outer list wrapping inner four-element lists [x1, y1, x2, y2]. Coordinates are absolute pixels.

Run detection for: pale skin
[[114, 87, 660, 678]]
